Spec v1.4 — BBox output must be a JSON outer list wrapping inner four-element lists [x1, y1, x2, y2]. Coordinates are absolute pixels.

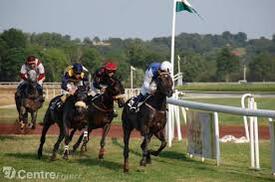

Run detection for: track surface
[[0, 123, 270, 139]]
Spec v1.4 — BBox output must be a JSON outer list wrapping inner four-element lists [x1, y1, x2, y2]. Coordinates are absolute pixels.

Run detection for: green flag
[[176, 0, 203, 19]]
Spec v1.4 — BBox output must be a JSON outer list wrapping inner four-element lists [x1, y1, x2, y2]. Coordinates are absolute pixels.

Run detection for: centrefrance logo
[[2, 166, 81, 180]]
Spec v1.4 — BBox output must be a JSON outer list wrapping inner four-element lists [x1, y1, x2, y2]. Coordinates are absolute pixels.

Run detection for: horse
[[70, 77, 125, 159], [37, 85, 88, 160], [122, 71, 173, 172], [15, 70, 44, 130]]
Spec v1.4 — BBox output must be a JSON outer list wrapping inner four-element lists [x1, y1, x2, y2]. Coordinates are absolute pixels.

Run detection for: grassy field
[[0, 136, 274, 182], [184, 97, 275, 126], [177, 83, 275, 92]]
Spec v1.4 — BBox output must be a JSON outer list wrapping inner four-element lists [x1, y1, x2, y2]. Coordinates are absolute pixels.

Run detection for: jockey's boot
[[50, 94, 68, 111], [129, 94, 147, 112], [109, 109, 118, 118]]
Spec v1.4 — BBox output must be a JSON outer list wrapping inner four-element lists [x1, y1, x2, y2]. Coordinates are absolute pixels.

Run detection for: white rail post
[[269, 118, 275, 176], [175, 90, 182, 141], [241, 93, 252, 141], [253, 101, 260, 170], [249, 97, 255, 169], [214, 112, 220, 166]]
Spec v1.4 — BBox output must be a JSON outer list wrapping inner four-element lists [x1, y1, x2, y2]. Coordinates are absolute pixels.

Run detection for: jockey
[[17, 56, 45, 100], [90, 61, 117, 96], [129, 61, 172, 112], [51, 63, 89, 110], [90, 60, 118, 117]]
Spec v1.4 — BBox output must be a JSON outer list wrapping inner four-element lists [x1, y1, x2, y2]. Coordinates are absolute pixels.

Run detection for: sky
[[0, 0, 274, 40]]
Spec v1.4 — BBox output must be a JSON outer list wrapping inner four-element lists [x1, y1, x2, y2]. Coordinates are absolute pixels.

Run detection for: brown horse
[[122, 71, 173, 172], [15, 70, 44, 130], [71, 77, 125, 159]]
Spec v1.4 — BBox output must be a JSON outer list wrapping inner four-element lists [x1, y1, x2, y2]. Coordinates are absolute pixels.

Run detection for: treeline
[[0, 28, 275, 87]]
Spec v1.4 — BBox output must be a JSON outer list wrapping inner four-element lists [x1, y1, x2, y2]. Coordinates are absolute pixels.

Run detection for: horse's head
[[74, 86, 88, 114], [106, 77, 125, 108], [156, 71, 173, 97], [27, 70, 38, 84]]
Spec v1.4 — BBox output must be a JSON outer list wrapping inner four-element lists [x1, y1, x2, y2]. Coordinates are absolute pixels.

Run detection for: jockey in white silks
[[129, 61, 172, 112], [16, 56, 45, 101]]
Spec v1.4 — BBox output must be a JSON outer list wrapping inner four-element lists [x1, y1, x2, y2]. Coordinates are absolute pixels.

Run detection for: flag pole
[[167, 0, 177, 147], [170, 0, 177, 81]]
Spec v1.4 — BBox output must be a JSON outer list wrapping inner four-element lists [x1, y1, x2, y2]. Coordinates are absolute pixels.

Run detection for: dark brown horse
[[122, 71, 173, 172], [15, 70, 44, 130], [71, 77, 125, 159], [37, 86, 88, 160]]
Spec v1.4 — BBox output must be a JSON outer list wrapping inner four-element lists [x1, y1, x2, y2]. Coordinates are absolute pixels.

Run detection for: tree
[[0, 48, 25, 81], [216, 47, 241, 82], [248, 52, 274, 81], [1, 28, 27, 49]]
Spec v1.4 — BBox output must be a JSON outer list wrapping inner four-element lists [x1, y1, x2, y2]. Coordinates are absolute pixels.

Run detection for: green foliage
[[1, 28, 27, 49], [216, 47, 241, 82], [0, 28, 275, 82], [41, 48, 69, 81], [248, 52, 275, 81], [0, 48, 25, 81]]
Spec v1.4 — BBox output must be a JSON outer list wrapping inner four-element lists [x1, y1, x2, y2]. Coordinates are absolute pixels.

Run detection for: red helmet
[[104, 62, 117, 71], [26, 56, 36, 65]]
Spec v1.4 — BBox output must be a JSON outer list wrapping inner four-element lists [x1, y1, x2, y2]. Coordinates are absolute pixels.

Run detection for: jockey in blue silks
[[129, 61, 172, 112]]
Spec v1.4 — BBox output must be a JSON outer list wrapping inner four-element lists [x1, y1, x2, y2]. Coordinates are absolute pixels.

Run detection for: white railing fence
[[166, 93, 275, 175]]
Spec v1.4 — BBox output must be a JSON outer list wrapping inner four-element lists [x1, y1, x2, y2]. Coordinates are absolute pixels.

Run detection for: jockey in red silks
[[90, 60, 118, 117], [17, 56, 45, 100], [90, 61, 118, 96], [129, 61, 172, 112]]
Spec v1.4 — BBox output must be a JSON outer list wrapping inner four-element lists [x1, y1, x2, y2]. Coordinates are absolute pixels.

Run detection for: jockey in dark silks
[[51, 63, 89, 110], [129, 61, 172, 112], [90, 61, 118, 117], [16, 56, 45, 101]]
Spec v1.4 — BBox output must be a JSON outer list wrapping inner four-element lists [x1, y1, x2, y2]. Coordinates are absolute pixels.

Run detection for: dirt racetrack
[[0, 123, 270, 139]]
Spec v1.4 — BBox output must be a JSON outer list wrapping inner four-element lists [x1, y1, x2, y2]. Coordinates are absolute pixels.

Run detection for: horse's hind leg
[[98, 123, 111, 159], [123, 126, 132, 172], [37, 122, 51, 159], [150, 129, 167, 156]]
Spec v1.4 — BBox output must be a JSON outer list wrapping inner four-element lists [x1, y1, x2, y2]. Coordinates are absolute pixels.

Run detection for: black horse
[[37, 86, 88, 160], [71, 77, 125, 159], [15, 70, 44, 130], [122, 71, 173, 172]]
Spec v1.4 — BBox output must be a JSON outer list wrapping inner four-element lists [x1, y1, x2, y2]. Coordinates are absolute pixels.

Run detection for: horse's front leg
[[29, 111, 37, 129], [63, 125, 71, 160], [98, 123, 111, 159], [150, 129, 167, 156], [80, 128, 92, 153], [140, 129, 150, 167], [142, 133, 153, 164], [19, 106, 26, 129], [51, 125, 65, 161]]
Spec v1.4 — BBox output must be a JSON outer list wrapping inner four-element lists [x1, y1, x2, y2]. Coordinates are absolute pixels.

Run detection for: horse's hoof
[[123, 168, 129, 173], [137, 166, 146, 172], [140, 160, 147, 167], [63, 155, 68, 160], [146, 158, 152, 164], [50, 154, 57, 161], [98, 154, 104, 160], [150, 151, 159, 156]]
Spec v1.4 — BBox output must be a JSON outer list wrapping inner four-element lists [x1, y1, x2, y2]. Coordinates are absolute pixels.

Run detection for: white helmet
[[160, 61, 172, 73]]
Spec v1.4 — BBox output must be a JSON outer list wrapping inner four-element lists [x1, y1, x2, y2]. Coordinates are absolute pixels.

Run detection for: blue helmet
[[72, 63, 83, 74]]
